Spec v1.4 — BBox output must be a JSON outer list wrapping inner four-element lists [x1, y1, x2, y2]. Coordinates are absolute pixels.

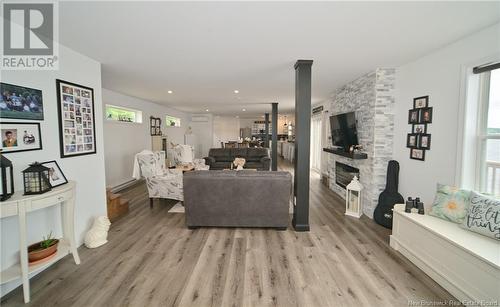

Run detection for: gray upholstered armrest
[[204, 156, 215, 165], [260, 156, 271, 170], [260, 156, 271, 163]]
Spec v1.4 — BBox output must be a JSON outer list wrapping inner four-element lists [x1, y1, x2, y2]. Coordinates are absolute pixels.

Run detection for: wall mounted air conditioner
[[191, 115, 209, 122]]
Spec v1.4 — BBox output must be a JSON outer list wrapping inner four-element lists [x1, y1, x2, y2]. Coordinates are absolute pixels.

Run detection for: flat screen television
[[329, 112, 359, 151]]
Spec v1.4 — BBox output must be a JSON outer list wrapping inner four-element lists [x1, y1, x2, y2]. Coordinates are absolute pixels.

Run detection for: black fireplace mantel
[[323, 148, 368, 160]]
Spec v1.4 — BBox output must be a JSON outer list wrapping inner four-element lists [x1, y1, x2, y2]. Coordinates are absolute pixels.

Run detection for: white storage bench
[[390, 204, 500, 304]]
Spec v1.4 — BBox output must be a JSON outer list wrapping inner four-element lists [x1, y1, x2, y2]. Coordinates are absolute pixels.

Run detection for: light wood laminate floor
[[2, 159, 457, 306]]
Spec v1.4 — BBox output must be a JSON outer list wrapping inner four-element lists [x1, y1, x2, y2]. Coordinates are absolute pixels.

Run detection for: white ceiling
[[59, 1, 500, 116]]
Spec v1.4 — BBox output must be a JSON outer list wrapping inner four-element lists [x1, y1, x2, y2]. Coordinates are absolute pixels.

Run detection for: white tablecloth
[[282, 142, 295, 162]]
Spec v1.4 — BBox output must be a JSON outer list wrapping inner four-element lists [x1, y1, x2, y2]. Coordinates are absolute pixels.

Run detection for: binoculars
[[405, 197, 424, 215]]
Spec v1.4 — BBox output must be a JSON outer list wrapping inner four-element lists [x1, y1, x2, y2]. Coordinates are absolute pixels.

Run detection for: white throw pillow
[[460, 191, 500, 240]]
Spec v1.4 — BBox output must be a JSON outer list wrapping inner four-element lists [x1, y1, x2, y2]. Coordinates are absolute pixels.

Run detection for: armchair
[[169, 144, 209, 170], [134, 150, 184, 207]]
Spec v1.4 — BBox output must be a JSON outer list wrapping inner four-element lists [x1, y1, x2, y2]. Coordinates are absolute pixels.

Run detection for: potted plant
[[28, 231, 59, 264]]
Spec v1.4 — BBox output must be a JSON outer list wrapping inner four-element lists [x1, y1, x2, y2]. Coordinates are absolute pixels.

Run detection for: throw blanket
[[170, 144, 194, 164], [132, 150, 155, 179]]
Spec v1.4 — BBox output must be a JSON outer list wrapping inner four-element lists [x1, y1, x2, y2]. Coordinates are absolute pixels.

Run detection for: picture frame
[[0, 82, 44, 120], [150, 116, 162, 136], [419, 134, 431, 149], [0, 122, 42, 154], [408, 109, 419, 124], [56, 79, 96, 158], [410, 148, 425, 161], [420, 107, 433, 123], [40, 160, 68, 188], [413, 96, 428, 109], [412, 123, 427, 134], [406, 133, 418, 148]]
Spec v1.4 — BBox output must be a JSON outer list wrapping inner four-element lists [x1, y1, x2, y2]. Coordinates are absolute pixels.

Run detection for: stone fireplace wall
[[327, 68, 395, 218]]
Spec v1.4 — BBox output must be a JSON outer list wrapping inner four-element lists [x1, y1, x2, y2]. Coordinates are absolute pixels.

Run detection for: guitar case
[[373, 160, 404, 229]]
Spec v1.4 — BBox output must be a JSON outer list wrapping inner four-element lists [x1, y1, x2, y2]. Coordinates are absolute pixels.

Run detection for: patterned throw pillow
[[461, 191, 500, 240], [429, 184, 470, 223]]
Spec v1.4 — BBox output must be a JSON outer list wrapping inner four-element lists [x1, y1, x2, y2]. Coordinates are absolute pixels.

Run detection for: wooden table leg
[[18, 202, 30, 303]]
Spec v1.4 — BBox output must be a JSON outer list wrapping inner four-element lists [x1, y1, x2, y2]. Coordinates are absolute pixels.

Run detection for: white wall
[[393, 23, 500, 208], [1, 44, 106, 296], [213, 116, 240, 147], [102, 89, 190, 188]]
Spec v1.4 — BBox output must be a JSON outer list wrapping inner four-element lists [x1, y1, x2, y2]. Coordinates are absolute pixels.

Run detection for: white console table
[[0, 181, 80, 303]]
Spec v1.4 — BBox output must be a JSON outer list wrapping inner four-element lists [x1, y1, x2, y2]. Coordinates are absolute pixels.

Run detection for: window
[[477, 67, 500, 195], [165, 115, 181, 127], [310, 115, 322, 172], [105, 105, 142, 123]]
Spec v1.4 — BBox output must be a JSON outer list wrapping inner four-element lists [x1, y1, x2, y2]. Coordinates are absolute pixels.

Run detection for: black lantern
[[22, 162, 51, 195], [1, 152, 14, 201]]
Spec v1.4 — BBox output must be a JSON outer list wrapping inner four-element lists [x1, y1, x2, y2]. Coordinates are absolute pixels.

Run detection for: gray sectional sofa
[[183, 170, 292, 229], [203, 148, 271, 170]]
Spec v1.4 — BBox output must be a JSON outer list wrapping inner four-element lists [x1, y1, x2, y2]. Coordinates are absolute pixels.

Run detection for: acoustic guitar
[[373, 160, 404, 229]]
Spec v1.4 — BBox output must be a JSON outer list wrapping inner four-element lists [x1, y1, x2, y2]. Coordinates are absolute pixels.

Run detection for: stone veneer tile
[[327, 68, 395, 218]]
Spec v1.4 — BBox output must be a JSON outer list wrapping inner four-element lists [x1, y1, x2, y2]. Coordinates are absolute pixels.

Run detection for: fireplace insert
[[335, 162, 360, 189]]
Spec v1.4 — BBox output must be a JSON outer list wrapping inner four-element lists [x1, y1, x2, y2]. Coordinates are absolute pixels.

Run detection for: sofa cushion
[[209, 148, 232, 162], [212, 161, 231, 169], [231, 148, 248, 159], [246, 148, 269, 162], [460, 191, 500, 240], [429, 183, 470, 224], [244, 162, 265, 169]]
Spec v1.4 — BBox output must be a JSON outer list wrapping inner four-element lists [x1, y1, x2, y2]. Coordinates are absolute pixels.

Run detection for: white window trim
[[456, 54, 500, 192], [105, 104, 143, 124]]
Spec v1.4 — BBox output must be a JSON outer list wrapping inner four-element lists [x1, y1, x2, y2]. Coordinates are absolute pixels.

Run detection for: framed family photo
[[412, 124, 427, 134], [41, 160, 68, 188], [56, 79, 96, 158], [0, 82, 44, 120], [419, 134, 431, 149], [420, 107, 433, 123], [406, 133, 418, 148], [413, 96, 428, 109], [0, 122, 42, 153], [410, 148, 425, 161], [408, 109, 419, 124]]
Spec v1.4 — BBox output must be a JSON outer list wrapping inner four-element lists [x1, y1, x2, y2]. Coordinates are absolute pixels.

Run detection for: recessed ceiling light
[[167, 90, 173, 94], [242, 108, 246, 112], [234, 90, 239, 94], [205, 109, 209, 112]]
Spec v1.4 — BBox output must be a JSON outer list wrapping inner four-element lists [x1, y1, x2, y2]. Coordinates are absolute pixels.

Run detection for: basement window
[[165, 115, 181, 127], [105, 105, 142, 123]]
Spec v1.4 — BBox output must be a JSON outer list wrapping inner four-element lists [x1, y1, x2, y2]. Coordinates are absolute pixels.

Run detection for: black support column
[[264, 113, 270, 148], [293, 59, 313, 232], [271, 103, 278, 171]]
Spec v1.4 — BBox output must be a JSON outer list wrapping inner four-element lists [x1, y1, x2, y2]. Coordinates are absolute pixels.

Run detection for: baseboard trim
[[110, 179, 143, 193]]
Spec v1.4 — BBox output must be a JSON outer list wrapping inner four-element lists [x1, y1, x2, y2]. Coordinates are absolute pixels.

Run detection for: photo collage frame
[[150, 116, 162, 136], [407, 96, 433, 161], [56, 79, 97, 158]]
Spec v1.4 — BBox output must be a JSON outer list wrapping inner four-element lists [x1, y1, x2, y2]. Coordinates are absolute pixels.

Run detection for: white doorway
[[311, 114, 322, 173]]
